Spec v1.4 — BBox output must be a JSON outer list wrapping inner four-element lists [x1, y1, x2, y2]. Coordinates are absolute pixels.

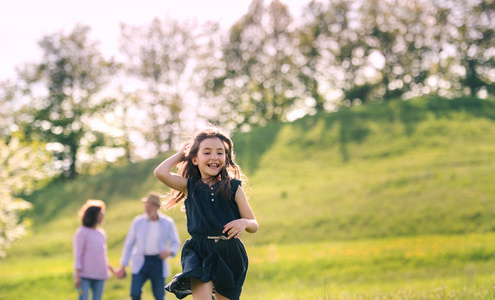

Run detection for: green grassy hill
[[2, 95, 495, 299], [236, 95, 495, 243]]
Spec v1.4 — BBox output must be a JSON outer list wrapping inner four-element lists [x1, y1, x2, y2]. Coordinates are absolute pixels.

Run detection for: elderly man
[[117, 192, 181, 300]]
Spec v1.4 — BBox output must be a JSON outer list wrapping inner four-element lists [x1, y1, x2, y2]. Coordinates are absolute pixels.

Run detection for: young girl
[[154, 126, 258, 300], [73, 199, 116, 300]]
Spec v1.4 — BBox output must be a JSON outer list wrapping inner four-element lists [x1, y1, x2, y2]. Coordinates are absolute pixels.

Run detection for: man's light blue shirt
[[120, 213, 181, 277]]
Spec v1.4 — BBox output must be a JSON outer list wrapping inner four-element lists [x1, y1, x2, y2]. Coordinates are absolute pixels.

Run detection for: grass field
[[2, 96, 495, 299], [3, 234, 495, 299]]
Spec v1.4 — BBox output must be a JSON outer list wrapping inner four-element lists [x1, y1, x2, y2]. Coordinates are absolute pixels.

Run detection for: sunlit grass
[[3, 234, 495, 299], [243, 234, 495, 299]]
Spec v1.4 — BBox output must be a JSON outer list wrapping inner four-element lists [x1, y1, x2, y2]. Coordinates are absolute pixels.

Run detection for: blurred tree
[[187, 21, 226, 128], [110, 90, 137, 163], [0, 135, 48, 257], [119, 17, 196, 154], [96, 87, 140, 163], [11, 24, 116, 178], [362, 0, 405, 100], [360, 0, 442, 100], [0, 80, 17, 139], [206, 0, 302, 130], [296, 0, 459, 106], [298, 0, 362, 107], [298, 0, 385, 106], [296, 0, 330, 111], [440, 0, 495, 97], [330, 0, 371, 105]]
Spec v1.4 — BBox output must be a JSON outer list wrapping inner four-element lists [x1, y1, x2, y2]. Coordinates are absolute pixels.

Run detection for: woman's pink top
[[73, 226, 110, 280]]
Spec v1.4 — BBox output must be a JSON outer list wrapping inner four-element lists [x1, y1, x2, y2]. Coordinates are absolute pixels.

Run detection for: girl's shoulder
[[231, 178, 242, 185], [230, 178, 242, 193]]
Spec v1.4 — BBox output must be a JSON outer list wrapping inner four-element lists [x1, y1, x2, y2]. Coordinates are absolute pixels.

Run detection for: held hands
[[113, 266, 126, 279], [223, 219, 248, 240]]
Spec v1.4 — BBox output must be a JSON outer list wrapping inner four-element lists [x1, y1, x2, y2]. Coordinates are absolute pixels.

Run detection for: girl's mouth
[[208, 163, 219, 168]]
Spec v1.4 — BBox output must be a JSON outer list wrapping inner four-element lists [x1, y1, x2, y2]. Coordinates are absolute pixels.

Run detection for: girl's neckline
[[200, 178, 220, 187]]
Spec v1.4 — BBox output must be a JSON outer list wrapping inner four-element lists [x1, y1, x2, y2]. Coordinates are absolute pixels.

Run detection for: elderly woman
[[73, 199, 116, 300]]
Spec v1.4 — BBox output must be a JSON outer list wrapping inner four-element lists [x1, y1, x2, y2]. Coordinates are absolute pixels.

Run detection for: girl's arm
[[154, 149, 188, 194], [223, 186, 259, 239]]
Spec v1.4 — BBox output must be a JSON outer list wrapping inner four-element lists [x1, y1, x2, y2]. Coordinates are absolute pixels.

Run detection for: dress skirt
[[165, 236, 248, 300]]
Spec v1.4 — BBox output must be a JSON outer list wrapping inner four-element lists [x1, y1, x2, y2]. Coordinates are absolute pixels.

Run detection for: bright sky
[[0, 0, 308, 82]]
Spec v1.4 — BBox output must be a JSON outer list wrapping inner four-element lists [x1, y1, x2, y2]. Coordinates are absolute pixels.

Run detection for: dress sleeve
[[230, 179, 241, 198]]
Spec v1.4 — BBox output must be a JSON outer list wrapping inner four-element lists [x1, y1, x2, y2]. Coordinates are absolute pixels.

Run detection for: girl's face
[[192, 137, 226, 179]]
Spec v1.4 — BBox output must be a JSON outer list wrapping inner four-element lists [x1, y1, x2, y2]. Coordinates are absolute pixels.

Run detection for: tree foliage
[[12, 24, 116, 178], [2, 0, 495, 171], [119, 18, 197, 154], [200, 0, 494, 129], [0, 136, 48, 257], [439, 0, 495, 96], [205, 0, 303, 130]]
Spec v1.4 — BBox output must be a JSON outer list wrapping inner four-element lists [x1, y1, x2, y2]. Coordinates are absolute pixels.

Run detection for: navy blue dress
[[165, 177, 248, 300]]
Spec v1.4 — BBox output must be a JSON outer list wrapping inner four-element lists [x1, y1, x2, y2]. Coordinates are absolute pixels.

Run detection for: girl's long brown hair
[[162, 126, 247, 210]]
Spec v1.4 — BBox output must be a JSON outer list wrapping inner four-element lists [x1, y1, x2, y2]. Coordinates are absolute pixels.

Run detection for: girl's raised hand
[[179, 142, 190, 161]]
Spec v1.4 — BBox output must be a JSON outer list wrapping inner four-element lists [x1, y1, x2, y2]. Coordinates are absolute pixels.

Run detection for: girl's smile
[[192, 137, 226, 179]]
